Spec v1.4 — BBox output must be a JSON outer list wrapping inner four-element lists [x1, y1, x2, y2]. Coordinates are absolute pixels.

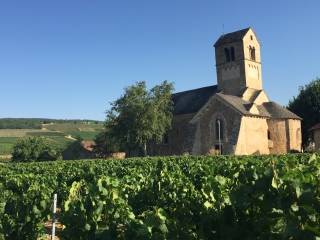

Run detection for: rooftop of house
[[82, 141, 95, 151], [309, 123, 320, 131]]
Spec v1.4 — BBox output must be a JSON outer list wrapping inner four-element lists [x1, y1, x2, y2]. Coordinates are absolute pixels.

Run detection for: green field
[[44, 122, 104, 141], [0, 129, 46, 137], [0, 122, 104, 157], [0, 137, 20, 155]]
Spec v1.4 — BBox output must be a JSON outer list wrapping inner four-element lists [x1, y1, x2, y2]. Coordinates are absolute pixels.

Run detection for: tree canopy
[[104, 80, 174, 156], [11, 136, 60, 162], [287, 77, 320, 145], [65, 135, 84, 160], [92, 129, 123, 158]]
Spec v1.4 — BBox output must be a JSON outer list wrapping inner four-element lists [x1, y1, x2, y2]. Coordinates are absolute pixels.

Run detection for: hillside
[[0, 121, 104, 160], [0, 118, 102, 129]]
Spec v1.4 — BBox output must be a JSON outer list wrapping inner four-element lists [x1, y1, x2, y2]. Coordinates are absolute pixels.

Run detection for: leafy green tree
[[287, 77, 320, 145], [66, 135, 84, 160], [105, 80, 174, 156], [11, 136, 58, 162], [92, 129, 122, 158]]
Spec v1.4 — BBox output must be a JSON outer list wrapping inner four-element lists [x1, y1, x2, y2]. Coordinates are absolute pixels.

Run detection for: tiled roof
[[262, 102, 302, 120], [309, 123, 320, 131], [214, 28, 251, 47], [82, 141, 95, 151], [217, 94, 301, 119], [216, 93, 270, 117], [172, 85, 219, 115], [172, 86, 301, 120]]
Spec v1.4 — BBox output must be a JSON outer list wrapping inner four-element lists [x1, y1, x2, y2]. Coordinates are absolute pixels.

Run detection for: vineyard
[[0, 122, 104, 161], [0, 154, 319, 239]]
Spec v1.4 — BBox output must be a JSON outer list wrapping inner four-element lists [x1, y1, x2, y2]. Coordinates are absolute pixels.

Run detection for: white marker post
[[52, 194, 57, 240]]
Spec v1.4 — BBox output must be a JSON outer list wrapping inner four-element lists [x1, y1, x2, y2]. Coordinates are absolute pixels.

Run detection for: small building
[[62, 141, 95, 160], [309, 123, 320, 152], [150, 27, 302, 156]]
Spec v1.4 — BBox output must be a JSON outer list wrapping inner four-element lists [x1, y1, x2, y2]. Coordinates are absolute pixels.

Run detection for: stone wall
[[267, 119, 288, 154], [215, 40, 245, 95], [152, 113, 196, 156], [266, 118, 301, 154], [181, 122, 198, 155], [287, 119, 302, 152], [314, 129, 320, 152], [215, 28, 262, 95], [236, 116, 269, 155], [187, 98, 241, 155]]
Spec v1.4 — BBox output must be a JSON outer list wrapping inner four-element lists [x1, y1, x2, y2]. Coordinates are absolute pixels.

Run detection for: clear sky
[[1, 1, 319, 121]]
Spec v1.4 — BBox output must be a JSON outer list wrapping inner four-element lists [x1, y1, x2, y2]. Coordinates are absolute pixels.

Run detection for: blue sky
[[1, 1, 319, 121]]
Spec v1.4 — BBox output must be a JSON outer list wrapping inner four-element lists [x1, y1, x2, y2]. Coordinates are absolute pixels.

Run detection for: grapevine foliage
[[0, 154, 319, 239]]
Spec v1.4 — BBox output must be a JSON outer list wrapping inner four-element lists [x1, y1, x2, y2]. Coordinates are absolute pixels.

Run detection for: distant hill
[[0, 118, 103, 129], [0, 120, 104, 158]]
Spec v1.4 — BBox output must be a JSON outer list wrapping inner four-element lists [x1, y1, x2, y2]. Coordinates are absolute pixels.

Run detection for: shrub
[[11, 136, 59, 162]]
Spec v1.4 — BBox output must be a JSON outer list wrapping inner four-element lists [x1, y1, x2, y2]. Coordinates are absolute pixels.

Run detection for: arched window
[[230, 47, 235, 61], [249, 46, 256, 61], [162, 133, 169, 144], [215, 118, 223, 140], [224, 47, 235, 62], [224, 48, 230, 62]]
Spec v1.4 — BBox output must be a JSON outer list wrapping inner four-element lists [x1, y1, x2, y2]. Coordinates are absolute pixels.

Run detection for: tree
[[287, 77, 320, 145], [11, 136, 59, 162], [92, 129, 122, 158], [105, 80, 174, 156], [66, 135, 84, 160]]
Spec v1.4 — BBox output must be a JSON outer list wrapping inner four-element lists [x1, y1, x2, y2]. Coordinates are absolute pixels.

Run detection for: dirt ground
[[40, 208, 62, 240], [42, 219, 62, 240]]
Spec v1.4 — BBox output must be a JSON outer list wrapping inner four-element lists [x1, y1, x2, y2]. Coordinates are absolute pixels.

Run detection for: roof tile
[[214, 28, 250, 47], [172, 85, 219, 115]]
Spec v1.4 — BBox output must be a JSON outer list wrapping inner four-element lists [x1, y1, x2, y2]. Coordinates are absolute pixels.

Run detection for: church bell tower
[[214, 27, 262, 95]]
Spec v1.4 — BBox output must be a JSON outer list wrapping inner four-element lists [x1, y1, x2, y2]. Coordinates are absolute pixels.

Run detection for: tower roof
[[214, 27, 252, 47]]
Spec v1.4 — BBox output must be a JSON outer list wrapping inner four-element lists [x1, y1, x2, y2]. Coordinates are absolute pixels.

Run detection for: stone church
[[151, 27, 302, 156]]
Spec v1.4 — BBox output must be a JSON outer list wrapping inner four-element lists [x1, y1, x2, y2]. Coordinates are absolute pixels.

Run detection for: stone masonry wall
[[215, 28, 262, 95], [190, 98, 240, 155], [227, 117, 242, 154], [181, 122, 198, 155], [314, 129, 320, 152], [267, 119, 288, 154], [242, 28, 262, 89], [215, 41, 246, 95], [236, 116, 269, 155], [152, 113, 196, 156], [287, 119, 301, 152]]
